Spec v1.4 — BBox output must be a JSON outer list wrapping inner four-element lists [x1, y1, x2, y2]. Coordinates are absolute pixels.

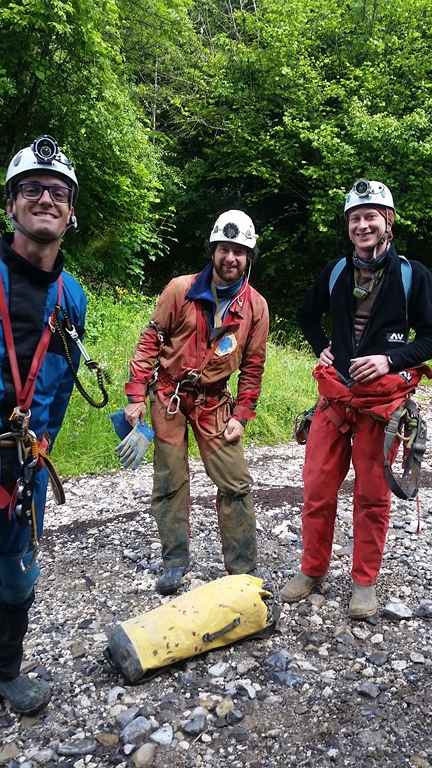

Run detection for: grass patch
[[52, 287, 317, 476]]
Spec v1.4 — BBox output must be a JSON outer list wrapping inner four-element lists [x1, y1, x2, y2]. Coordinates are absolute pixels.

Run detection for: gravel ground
[[1, 390, 432, 768]]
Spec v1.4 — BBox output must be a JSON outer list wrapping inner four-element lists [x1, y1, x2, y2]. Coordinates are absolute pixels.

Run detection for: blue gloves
[[110, 410, 154, 470]]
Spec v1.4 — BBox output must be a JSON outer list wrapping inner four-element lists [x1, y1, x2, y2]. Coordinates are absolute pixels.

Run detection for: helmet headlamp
[[32, 135, 59, 164], [353, 179, 371, 197], [5, 134, 78, 202], [222, 222, 240, 239]]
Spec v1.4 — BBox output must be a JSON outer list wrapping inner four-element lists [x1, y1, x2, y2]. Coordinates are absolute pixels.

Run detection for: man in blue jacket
[[0, 136, 86, 714]]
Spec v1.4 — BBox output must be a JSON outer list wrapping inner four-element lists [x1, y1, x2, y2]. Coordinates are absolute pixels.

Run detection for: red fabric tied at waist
[[313, 363, 432, 422]]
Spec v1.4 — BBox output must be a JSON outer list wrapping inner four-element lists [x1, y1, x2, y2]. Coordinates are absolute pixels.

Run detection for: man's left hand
[[224, 417, 245, 443], [349, 354, 390, 382]]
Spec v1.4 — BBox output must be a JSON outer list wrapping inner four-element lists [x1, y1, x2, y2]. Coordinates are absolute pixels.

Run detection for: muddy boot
[[280, 571, 324, 603], [156, 566, 186, 596], [0, 675, 51, 715], [349, 582, 378, 619]]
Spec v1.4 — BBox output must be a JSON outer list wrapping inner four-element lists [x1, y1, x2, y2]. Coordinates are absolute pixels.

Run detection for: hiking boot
[[156, 566, 186, 596], [0, 675, 51, 715], [280, 572, 324, 603], [349, 582, 378, 619]]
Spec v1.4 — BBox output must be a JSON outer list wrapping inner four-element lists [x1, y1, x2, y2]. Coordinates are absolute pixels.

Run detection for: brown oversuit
[[126, 263, 269, 573]]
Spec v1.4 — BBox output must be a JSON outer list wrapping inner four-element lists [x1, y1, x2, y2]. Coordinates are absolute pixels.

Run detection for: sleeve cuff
[[125, 381, 147, 401], [232, 404, 255, 422]]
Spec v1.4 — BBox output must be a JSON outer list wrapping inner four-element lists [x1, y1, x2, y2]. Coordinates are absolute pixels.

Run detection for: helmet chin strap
[[9, 213, 77, 245], [371, 209, 391, 260], [371, 233, 389, 261]]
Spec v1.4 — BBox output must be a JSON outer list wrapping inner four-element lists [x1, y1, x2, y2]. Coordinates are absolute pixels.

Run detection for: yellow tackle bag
[[106, 575, 276, 683]]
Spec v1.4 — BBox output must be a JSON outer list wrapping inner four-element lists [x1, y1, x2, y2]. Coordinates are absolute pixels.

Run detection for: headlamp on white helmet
[[210, 210, 257, 251], [5, 135, 78, 203], [344, 179, 394, 215]]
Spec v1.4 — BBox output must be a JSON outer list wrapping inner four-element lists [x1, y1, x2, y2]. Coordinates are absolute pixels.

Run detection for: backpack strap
[[329, 254, 412, 302], [398, 255, 412, 302], [329, 258, 346, 295]]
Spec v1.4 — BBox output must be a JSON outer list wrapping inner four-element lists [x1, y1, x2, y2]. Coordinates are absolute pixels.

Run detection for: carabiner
[[66, 325, 93, 363], [167, 383, 181, 415]]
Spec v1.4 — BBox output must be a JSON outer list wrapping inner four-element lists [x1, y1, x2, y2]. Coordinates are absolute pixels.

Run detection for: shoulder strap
[[329, 258, 346, 295], [329, 255, 412, 302], [0, 274, 63, 411], [398, 255, 412, 302]]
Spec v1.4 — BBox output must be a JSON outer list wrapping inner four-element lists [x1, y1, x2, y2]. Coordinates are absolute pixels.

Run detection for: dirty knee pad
[[0, 553, 40, 605]]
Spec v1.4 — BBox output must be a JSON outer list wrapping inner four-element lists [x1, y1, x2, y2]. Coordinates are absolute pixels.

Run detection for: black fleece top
[[0, 235, 64, 420], [298, 245, 432, 380]]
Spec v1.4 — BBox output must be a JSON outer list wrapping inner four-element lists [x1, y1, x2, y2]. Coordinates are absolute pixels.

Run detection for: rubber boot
[[156, 566, 186, 596], [349, 582, 378, 619], [280, 571, 324, 603], [0, 597, 51, 715]]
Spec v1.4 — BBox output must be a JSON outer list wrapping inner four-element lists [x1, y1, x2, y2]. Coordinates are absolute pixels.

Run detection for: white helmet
[[210, 210, 257, 250], [344, 179, 394, 215], [5, 135, 78, 202]]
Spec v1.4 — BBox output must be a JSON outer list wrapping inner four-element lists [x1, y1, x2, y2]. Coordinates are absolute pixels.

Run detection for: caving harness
[[295, 256, 423, 499], [150, 318, 235, 439], [0, 274, 109, 570], [163, 368, 233, 439]]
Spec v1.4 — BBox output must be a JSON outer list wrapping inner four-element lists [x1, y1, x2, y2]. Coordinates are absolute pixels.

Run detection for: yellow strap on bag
[[106, 575, 274, 683]]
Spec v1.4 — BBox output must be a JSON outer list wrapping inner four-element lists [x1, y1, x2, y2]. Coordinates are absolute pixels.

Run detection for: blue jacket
[[0, 238, 87, 443]]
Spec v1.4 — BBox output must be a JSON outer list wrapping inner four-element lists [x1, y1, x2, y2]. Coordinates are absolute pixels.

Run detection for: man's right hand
[[319, 343, 334, 367], [124, 401, 147, 426]]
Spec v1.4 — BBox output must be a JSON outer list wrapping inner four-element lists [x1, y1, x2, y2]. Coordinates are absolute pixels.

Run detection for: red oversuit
[[301, 365, 429, 585]]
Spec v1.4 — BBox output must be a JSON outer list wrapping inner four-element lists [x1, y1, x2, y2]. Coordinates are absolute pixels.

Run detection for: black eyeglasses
[[17, 181, 71, 205]]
